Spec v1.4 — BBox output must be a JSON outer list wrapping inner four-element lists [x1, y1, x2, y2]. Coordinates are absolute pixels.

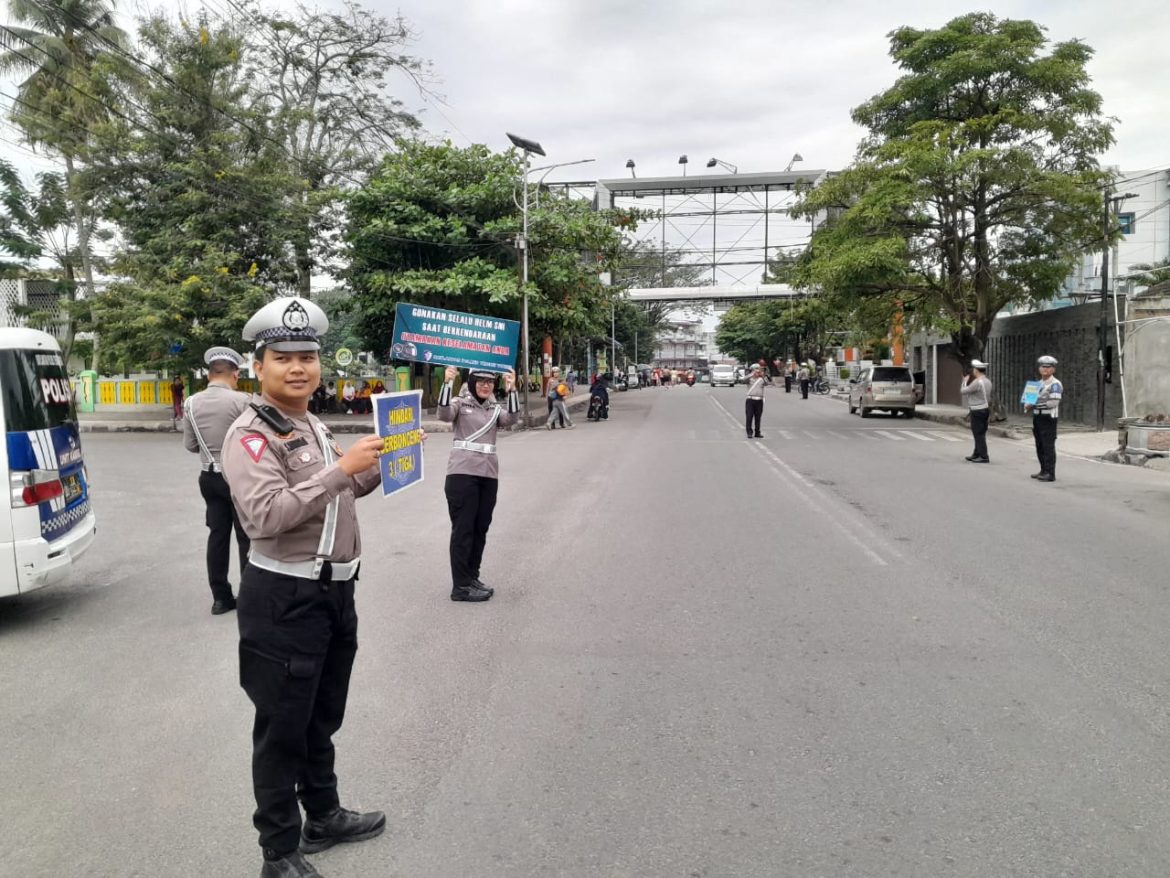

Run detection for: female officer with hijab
[[438, 365, 519, 601]]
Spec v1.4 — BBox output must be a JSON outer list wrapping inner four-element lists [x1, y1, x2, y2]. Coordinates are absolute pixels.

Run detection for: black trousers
[[784, 375, 792, 393], [969, 408, 990, 459], [745, 398, 763, 436], [199, 470, 251, 601], [800, 379, 809, 399], [238, 564, 358, 856], [445, 474, 498, 590], [1033, 414, 1058, 476]]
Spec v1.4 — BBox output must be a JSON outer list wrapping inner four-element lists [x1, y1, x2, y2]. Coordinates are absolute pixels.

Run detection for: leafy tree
[[761, 249, 800, 285], [614, 238, 711, 289], [246, 1, 424, 295], [89, 14, 294, 373], [0, 158, 45, 271], [715, 297, 839, 365], [0, 0, 130, 369], [791, 13, 1114, 368], [345, 140, 634, 365]]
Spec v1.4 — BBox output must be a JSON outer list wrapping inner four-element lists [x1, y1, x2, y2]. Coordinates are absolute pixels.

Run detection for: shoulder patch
[[240, 433, 269, 462]]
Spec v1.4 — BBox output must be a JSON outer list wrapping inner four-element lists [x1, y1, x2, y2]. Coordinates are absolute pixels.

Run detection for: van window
[[0, 349, 75, 431], [871, 367, 912, 382]]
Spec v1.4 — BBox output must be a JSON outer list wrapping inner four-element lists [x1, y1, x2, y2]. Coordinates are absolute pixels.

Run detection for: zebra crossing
[[688, 427, 966, 443]]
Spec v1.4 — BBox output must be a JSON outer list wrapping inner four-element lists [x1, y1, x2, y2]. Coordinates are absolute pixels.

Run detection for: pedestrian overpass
[[625, 283, 815, 313]]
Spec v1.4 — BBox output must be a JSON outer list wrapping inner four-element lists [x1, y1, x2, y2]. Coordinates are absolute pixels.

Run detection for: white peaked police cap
[[1037, 355, 1058, 366], [970, 359, 989, 370], [242, 297, 329, 352], [203, 346, 245, 367]]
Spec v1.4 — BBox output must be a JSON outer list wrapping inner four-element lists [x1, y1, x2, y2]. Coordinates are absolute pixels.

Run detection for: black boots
[[211, 596, 237, 615], [451, 583, 492, 602], [260, 850, 321, 878], [300, 807, 387, 854]]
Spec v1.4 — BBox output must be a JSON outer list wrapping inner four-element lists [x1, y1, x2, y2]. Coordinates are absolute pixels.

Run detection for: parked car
[[847, 365, 916, 417], [711, 364, 736, 387]]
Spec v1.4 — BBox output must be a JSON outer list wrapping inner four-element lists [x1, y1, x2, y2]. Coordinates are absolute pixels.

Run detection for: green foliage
[[88, 14, 294, 373], [792, 13, 1113, 365], [345, 140, 633, 361], [716, 297, 840, 364], [0, 158, 45, 270]]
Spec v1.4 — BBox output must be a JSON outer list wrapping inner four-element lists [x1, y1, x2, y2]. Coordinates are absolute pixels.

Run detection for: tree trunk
[[64, 153, 99, 372]]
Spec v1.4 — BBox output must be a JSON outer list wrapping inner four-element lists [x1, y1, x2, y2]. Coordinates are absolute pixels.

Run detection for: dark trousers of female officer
[[198, 470, 250, 601], [969, 408, 990, 460], [238, 565, 358, 858], [445, 474, 498, 590], [1033, 414, 1058, 477]]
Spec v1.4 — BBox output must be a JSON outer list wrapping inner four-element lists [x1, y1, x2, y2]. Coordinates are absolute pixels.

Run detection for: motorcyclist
[[589, 372, 611, 420]]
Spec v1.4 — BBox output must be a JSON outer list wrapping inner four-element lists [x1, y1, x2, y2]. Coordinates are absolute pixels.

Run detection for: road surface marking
[[897, 431, 935, 441], [874, 430, 907, 441], [924, 431, 964, 442]]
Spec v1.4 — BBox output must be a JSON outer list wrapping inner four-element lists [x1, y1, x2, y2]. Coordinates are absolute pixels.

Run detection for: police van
[[0, 328, 96, 597]]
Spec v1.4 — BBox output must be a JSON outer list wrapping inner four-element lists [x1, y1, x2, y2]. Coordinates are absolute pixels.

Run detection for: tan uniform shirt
[[438, 383, 518, 479], [221, 399, 381, 564], [182, 383, 252, 471]]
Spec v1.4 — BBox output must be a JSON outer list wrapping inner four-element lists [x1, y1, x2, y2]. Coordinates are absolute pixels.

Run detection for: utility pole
[[506, 133, 546, 423], [1098, 191, 1139, 431]]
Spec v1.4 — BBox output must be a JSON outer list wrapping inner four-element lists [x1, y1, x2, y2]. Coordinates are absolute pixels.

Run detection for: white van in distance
[[711, 364, 736, 387], [0, 328, 96, 597]]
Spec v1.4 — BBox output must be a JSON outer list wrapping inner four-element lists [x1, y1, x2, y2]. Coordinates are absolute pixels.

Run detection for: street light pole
[[532, 158, 595, 207], [506, 132, 546, 423]]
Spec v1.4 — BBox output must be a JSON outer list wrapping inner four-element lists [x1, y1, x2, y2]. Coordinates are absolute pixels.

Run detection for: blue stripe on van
[[7, 423, 89, 542]]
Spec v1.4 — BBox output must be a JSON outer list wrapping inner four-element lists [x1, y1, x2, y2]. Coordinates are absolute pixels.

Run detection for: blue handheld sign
[[390, 303, 520, 373], [372, 389, 425, 498]]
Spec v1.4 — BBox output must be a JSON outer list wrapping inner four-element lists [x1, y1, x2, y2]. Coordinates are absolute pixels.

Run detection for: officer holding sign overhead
[[221, 296, 389, 878], [183, 346, 251, 615], [438, 365, 518, 602]]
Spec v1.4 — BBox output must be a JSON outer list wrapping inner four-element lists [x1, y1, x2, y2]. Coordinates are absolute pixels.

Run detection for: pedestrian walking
[[961, 359, 992, 464], [221, 296, 390, 878], [1025, 355, 1062, 482], [798, 363, 811, 399], [545, 366, 567, 427], [545, 377, 573, 430], [439, 365, 519, 602], [182, 346, 252, 615], [171, 375, 186, 419], [567, 368, 577, 394], [784, 360, 794, 393], [744, 363, 769, 438]]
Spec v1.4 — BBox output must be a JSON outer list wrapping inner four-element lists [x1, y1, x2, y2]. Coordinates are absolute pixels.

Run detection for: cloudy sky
[[396, 0, 1167, 184]]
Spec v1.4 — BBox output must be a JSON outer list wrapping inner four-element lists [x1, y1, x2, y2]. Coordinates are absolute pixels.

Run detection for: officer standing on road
[[439, 365, 519, 602], [798, 362, 811, 399], [221, 296, 389, 878], [1024, 354, 1062, 482], [961, 359, 993, 464], [183, 346, 252, 615], [745, 363, 769, 438]]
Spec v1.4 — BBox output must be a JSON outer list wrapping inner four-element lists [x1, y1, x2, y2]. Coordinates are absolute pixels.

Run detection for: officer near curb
[[960, 359, 993, 464], [221, 297, 389, 878], [1024, 354, 1062, 482], [183, 346, 252, 615], [438, 364, 518, 602]]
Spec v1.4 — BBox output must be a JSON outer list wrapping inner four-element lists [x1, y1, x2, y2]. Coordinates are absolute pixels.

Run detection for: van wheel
[[859, 406, 871, 418], [904, 408, 915, 418]]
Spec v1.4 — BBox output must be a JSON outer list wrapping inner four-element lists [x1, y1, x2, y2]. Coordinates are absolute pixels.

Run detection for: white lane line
[[925, 431, 964, 442], [827, 430, 854, 440], [779, 430, 795, 440], [874, 430, 907, 441], [708, 396, 899, 567], [855, 431, 882, 440], [897, 431, 935, 441], [802, 430, 820, 439]]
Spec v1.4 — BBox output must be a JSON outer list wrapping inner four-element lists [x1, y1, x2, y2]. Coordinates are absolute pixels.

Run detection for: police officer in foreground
[[960, 359, 993, 464], [221, 297, 389, 878], [1024, 354, 1062, 482], [438, 365, 518, 602], [183, 346, 252, 615]]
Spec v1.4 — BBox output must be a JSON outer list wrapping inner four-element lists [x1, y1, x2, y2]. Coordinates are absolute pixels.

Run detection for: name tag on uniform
[[283, 437, 308, 452]]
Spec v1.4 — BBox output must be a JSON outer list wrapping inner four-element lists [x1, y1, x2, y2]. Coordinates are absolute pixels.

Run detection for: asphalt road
[[3, 386, 1170, 878]]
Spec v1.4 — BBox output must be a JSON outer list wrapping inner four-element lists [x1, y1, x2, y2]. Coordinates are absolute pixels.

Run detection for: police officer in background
[[222, 297, 389, 878], [439, 365, 518, 602], [960, 359, 992, 464], [1024, 354, 1062, 482], [183, 346, 252, 615]]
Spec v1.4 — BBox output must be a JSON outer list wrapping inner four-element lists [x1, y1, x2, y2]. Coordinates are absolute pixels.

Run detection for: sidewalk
[[76, 391, 595, 434]]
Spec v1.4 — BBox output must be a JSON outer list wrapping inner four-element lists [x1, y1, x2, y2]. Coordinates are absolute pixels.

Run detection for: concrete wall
[[1125, 294, 1170, 416]]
